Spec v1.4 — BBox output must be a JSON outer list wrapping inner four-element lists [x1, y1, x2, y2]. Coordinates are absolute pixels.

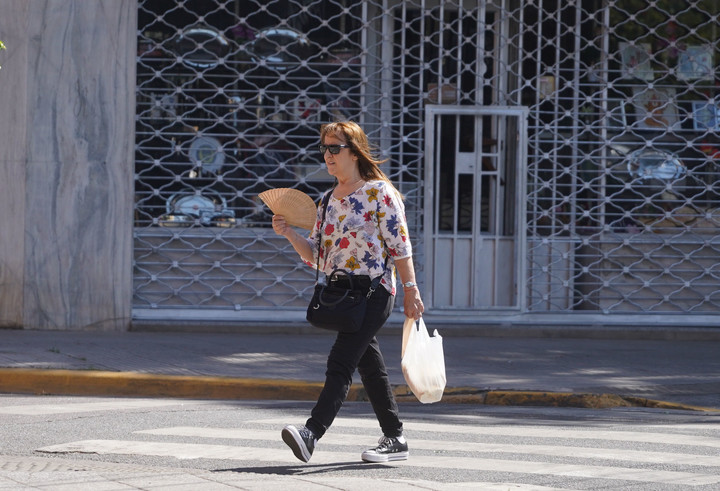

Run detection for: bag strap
[[370, 192, 390, 298], [314, 186, 389, 298], [314, 190, 333, 285]]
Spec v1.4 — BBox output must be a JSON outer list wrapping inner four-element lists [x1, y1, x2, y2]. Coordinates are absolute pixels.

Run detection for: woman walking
[[271, 121, 424, 463]]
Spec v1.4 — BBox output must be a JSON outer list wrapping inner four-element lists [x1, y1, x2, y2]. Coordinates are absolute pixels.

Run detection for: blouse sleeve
[[375, 182, 412, 259]]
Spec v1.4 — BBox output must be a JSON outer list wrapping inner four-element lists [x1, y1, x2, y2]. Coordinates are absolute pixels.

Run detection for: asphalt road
[[2, 394, 720, 490]]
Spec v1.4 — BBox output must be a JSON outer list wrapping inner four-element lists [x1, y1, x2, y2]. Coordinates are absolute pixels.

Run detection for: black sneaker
[[282, 424, 316, 463], [361, 435, 409, 462]]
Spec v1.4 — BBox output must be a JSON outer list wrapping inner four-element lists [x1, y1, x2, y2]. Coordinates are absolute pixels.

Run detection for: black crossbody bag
[[306, 190, 388, 332]]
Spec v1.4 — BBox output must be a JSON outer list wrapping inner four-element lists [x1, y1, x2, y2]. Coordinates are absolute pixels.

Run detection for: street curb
[[0, 369, 716, 413], [0, 369, 325, 401]]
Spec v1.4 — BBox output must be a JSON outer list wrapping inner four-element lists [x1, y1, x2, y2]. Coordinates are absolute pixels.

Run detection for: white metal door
[[424, 106, 528, 311]]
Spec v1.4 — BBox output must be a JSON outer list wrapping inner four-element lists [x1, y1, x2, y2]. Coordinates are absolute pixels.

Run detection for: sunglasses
[[318, 144, 350, 155]]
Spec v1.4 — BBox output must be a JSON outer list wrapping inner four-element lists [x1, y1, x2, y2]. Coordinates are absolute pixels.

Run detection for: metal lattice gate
[[133, 0, 433, 318], [134, 0, 720, 323], [523, 0, 720, 315]]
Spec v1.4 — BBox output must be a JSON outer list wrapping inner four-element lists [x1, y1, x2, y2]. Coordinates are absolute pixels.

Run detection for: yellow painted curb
[[0, 369, 325, 401], [0, 369, 716, 412], [483, 390, 632, 409], [620, 395, 720, 413], [394, 386, 719, 412]]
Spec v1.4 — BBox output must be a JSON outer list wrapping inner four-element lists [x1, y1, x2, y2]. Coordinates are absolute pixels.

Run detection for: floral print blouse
[[305, 180, 412, 295]]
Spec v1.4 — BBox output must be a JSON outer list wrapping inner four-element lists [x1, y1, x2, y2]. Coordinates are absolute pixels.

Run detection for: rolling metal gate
[[524, 0, 720, 316], [134, 0, 720, 324]]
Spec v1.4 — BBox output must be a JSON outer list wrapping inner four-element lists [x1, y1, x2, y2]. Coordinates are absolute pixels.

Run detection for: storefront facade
[[2, 1, 719, 330], [132, 0, 720, 326]]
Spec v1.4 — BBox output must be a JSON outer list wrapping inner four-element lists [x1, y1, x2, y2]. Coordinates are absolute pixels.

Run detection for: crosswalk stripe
[[251, 417, 720, 448], [0, 455, 554, 491], [0, 400, 193, 416], [35, 439, 720, 486], [136, 426, 720, 467], [38, 440, 302, 463], [17, 402, 718, 487], [646, 423, 720, 430]]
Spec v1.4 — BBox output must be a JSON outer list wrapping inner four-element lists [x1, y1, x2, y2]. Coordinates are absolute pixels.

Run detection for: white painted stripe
[[251, 417, 720, 448], [136, 426, 720, 468], [645, 423, 720, 431], [0, 455, 550, 490], [35, 440, 720, 486], [35, 440, 361, 470], [0, 400, 197, 416]]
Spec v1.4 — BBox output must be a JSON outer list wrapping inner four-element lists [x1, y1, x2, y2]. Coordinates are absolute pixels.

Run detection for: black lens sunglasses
[[318, 144, 350, 155]]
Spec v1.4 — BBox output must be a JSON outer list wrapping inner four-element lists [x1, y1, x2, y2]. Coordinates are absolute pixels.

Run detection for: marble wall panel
[[3, 0, 137, 330], [0, 1, 29, 327]]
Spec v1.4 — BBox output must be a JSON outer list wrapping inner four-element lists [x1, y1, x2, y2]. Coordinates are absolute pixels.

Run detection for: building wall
[[0, 0, 29, 328], [0, 0, 137, 330], [3, 1, 720, 329]]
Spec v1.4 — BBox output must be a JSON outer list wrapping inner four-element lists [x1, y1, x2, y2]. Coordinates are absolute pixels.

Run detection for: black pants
[[305, 278, 401, 439]]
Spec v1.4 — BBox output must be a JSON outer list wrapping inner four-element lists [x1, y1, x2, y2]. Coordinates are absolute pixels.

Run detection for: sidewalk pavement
[[1, 325, 719, 411]]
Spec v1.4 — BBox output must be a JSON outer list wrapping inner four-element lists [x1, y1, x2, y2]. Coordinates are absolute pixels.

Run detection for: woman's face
[[322, 132, 358, 179]]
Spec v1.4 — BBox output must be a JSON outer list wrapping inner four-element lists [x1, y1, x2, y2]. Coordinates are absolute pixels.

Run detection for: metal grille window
[[524, 0, 720, 314], [134, 0, 720, 321], [133, 0, 434, 313]]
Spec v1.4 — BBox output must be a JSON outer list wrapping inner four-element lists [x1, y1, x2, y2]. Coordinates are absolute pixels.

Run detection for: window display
[[135, 0, 367, 229], [590, 1, 720, 234]]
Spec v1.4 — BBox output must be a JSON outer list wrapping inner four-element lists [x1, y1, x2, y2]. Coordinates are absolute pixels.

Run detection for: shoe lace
[[376, 436, 394, 449], [300, 427, 316, 442]]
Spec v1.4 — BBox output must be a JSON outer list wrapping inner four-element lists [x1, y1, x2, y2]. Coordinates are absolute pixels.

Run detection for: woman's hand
[[272, 215, 315, 263], [403, 287, 425, 320], [272, 215, 290, 237]]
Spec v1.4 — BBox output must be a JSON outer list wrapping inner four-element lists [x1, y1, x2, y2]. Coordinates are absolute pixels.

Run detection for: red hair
[[320, 121, 402, 197]]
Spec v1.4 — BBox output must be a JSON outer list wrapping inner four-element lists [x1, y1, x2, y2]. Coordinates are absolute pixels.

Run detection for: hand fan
[[258, 188, 317, 230]]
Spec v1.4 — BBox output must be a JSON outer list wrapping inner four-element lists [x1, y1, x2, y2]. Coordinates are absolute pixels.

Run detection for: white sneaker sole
[[282, 425, 312, 463], [361, 450, 409, 463]]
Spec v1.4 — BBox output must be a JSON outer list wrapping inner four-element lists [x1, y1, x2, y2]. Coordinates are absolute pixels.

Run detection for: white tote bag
[[401, 316, 446, 403]]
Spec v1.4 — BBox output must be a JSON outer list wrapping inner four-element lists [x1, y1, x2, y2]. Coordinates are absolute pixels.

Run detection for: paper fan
[[258, 188, 317, 230]]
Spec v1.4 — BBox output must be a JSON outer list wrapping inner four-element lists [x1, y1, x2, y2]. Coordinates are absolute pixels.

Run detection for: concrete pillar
[[0, 0, 137, 330]]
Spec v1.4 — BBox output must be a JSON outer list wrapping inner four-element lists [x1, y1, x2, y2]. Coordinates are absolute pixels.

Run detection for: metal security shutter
[[134, 0, 720, 323], [523, 1, 720, 315], [133, 0, 426, 314]]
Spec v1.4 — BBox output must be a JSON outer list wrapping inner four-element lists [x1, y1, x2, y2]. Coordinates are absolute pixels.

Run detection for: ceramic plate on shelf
[[173, 27, 230, 69], [626, 149, 685, 181], [246, 27, 311, 70], [189, 136, 225, 174]]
